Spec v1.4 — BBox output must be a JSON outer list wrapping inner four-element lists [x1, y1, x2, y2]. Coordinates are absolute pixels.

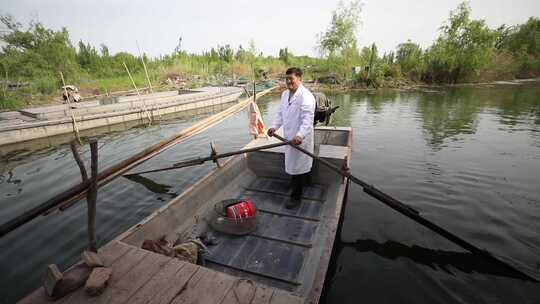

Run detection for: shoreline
[[3, 77, 539, 112], [304, 77, 540, 94]]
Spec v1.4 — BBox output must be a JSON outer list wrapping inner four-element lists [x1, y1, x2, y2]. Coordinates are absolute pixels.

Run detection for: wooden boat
[[117, 126, 351, 303], [20, 126, 352, 304]]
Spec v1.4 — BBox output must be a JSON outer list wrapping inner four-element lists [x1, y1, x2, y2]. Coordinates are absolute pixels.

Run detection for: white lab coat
[[271, 84, 315, 175]]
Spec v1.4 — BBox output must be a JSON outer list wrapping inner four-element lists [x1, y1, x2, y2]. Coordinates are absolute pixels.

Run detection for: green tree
[[396, 40, 424, 79], [318, 1, 363, 82], [1, 16, 79, 78], [235, 45, 249, 63], [77, 40, 101, 73], [425, 2, 497, 83], [279, 47, 292, 65], [503, 17, 540, 56], [218, 44, 233, 63], [318, 0, 362, 56], [0, 15, 79, 91]]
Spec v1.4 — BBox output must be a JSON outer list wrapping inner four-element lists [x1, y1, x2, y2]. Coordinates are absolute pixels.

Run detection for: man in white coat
[[267, 67, 315, 208]]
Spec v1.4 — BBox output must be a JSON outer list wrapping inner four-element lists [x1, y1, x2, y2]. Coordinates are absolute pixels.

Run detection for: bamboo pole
[[54, 86, 276, 210], [124, 140, 289, 176], [60, 72, 82, 144], [123, 62, 152, 123], [136, 40, 153, 94], [0, 86, 278, 237], [141, 57, 153, 94]]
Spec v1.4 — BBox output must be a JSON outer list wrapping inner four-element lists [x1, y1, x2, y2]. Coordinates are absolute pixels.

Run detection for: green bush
[[0, 92, 25, 110], [33, 76, 58, 95]]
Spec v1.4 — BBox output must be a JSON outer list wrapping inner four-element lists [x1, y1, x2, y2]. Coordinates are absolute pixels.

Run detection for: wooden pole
[[0, 86, 278, 237], [272, 133, 539, 283], [2, 66, 8, 98], [69, 140, 97, 252], [123, 62, 152, 123], [141, 57, 153, 94], [136, 40, 153, 93], [124, 140, 289, 176], [70, 141, 88, 183], [60, 72, 82, 144], [87, 139, 98, 252], [253, 81, 256, 103]]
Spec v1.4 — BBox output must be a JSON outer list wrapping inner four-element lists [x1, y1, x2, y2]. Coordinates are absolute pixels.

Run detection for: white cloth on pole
[[271, 84, 315, 175]]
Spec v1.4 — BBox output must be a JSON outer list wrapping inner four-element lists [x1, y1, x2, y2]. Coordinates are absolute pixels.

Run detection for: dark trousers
[[291, 171, 311, 200]]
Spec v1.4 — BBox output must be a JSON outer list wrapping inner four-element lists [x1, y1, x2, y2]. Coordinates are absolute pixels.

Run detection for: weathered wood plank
[[98, 241, 133, 266], [144, 262, 199, 304], [62, 246, 148, 304], [169, 267, 235, 304], [270, 289, 304, 304], [220, 279, 257, 304], [105, 251, 173, 304], [17, 242, 132, 304], [251, 286, 275, 304]]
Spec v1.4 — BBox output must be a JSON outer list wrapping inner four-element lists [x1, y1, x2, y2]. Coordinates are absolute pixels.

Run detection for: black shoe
[[286, 198, 301, 209]]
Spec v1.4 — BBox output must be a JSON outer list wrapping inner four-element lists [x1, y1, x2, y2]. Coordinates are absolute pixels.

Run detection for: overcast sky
[[1, 0, 539, 58]]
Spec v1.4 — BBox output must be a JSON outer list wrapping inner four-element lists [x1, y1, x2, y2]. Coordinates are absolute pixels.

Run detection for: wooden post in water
[[69, 139, 98, 252], [87, 139, 98, 252], [70, 141, 88, 183]]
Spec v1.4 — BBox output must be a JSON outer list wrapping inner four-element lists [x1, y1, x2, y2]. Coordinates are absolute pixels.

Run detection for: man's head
[[285, 67, 303, 91]]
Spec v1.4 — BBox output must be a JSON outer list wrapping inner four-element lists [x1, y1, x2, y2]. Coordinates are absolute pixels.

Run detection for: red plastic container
[[225, 200, 256, 223]]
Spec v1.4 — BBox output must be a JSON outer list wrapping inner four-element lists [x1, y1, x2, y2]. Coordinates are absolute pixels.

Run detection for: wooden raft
[[19, 241, 304, 304]]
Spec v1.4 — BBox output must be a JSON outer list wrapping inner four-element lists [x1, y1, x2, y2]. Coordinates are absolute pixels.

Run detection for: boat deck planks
[[18, 241, 305, 304], [203, 177, 327, 290]]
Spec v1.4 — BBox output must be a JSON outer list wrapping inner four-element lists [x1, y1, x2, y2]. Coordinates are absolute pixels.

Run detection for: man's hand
[[292, 136, 303, 145], [267, 128, 276, 137]]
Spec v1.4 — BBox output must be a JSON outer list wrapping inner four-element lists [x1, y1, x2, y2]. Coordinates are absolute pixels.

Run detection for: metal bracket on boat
[[210, 141, 221, 168]]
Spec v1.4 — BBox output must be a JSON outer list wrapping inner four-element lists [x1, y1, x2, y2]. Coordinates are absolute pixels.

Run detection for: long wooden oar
[[272, 133, 539, 283], [0, 87, 277, 238], [124, 141, 290, 176]]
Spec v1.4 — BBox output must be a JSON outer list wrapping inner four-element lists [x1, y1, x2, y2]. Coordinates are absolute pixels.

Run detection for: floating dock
[[0, 86, 244, 146]]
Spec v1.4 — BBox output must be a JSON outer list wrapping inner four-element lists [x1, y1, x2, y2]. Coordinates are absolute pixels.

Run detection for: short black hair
[[286, 67, 303, 78]]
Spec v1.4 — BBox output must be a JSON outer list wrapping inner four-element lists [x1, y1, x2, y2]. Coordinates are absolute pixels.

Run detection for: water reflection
[[325, 93, 354, 126], [323, 82, 540, 151], [491, 84, 540, 127], [124, 174, 175, 195], [416, 89, 481, 150], [339, 239, 536, 282]]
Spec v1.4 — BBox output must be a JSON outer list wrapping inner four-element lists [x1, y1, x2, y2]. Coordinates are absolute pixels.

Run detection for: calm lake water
[[1, 81, 539, 303]]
